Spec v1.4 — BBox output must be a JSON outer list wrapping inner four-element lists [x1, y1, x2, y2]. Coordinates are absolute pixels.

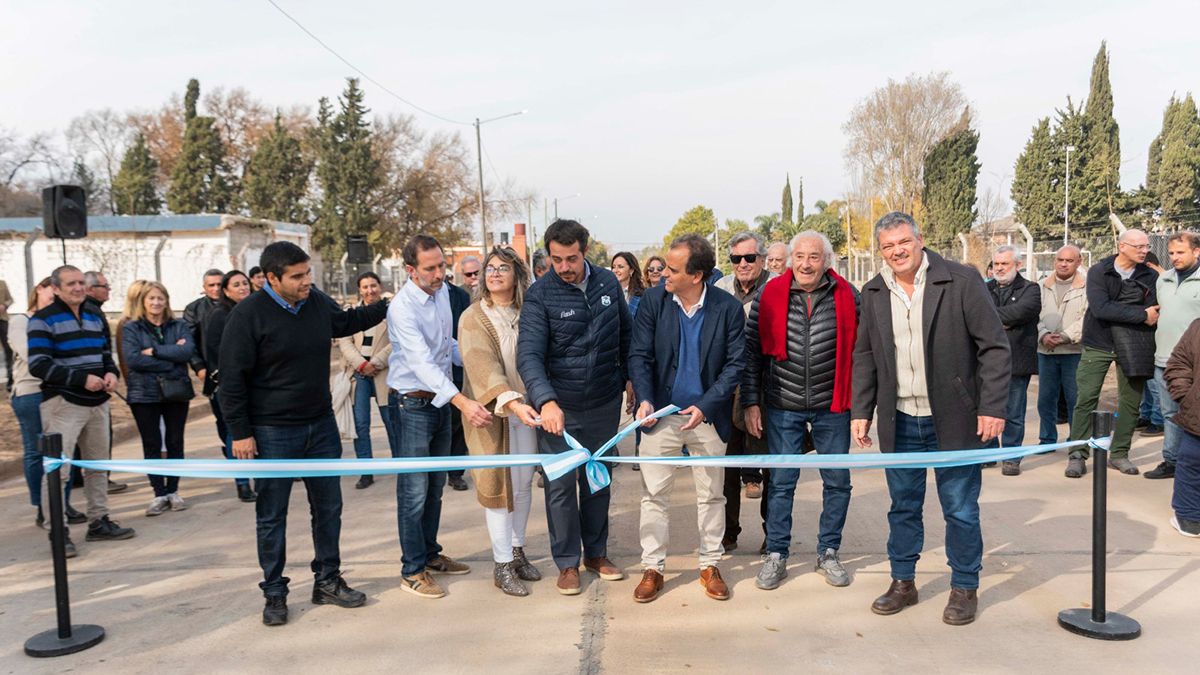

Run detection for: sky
[[3, 0, 1198, 252]]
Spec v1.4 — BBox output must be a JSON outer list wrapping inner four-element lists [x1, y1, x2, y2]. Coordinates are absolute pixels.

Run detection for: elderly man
[[81, 270, 128, 494], [458, 255, 483, 294], [765, 242, 788, 276], [852, 212, 1009, 626], [532, 249, 549, 279], [1067, 229, 1159, 477], [744, 231, 860, 590], [628, 234, 744, 602], [1146, 231, 1200, 479], [986, 246, 1040, 475], [1037, 245, 1087, 448], [714, 232, 772, 547]]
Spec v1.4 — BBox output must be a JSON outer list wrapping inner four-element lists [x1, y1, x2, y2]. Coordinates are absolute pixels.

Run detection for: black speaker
[[42, 185, 88, 239], [346, 235, 370, 264]]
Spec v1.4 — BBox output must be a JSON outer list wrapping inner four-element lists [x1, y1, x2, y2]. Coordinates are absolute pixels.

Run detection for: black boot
[[312, 576, 367, 608], [263, 595, 288, 626], [237, 484, 257, 502]]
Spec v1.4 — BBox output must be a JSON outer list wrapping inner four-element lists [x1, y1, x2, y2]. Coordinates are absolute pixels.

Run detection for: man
[[1067, 229, 1159, 477], [221, 242, 386, 626], [445, 278, 473, 492], [852, 212, 1009, 626], [83, 271, 127, 495], [986, 246, 1040, 476], [386, 235, 486, 599], [518, 219, 632, 596], [1036, 245, 1087, 448], [0, 277, 12, 390], [765, 242, 788, 276], [1163, 318, 1200, 536], [1138, 252, 1168, 435], [1146, 231, 1200, 479], [248, 266, 266, 292], [744, 231, 859, 591], [532, 249, 549, 279], [28, 265, 136, 555], [713, 232, 772, 549], [184, 268, 227, 474], [628, 234, 744, 603], [458, 255, 482, 295]]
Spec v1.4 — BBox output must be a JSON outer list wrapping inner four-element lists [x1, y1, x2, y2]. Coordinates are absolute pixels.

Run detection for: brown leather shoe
[[942, 587, 978, 625], [583, 556, 625, 581], [557, 567, 582, 596], [633, 569, 664, 603], [700, 566, 729, 600], [870, 579, 918, 615]]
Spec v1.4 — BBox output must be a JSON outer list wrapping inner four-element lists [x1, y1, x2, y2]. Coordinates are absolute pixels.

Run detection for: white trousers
[[484, 416, 537, 563]]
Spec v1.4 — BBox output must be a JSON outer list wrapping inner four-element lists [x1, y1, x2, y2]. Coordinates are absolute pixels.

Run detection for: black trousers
[[537, 399, 620, 569], [0, 319, 12, 388], [723, 425, 769, 543], [448, 407, 468, 479], [129, 400, 190, 497]]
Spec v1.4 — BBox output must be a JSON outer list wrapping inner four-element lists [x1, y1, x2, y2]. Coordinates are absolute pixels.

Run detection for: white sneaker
[[166, 493, 188, 511], [146, 496, 169, 517]]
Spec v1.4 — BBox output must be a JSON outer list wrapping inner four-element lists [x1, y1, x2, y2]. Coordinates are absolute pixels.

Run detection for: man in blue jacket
[[628, 234, 744, 603], [518, 219, 632, 596]]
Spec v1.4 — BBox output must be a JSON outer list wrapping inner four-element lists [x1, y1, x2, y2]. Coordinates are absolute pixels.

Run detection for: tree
[[112, 132, 162, 215], [311, 78, 383, 260], [753, 212, 783, 241], [70, 158, 101, 213], [1155, 94, 1200, 227], [781, 174, 793, 229], [243, 113, 311, 222], [66, 109, 130, 214], [167, 79, 235, 213], [585, 239, 610, 266], [922, 108, 979, 245], [796, 177, 805, 222], [1011, 118, 1058, 239], [843, 72, 968, 213], [663, 205, 717, 246], [800, 200, 847, 252], [1081, 42, 1121, 214]]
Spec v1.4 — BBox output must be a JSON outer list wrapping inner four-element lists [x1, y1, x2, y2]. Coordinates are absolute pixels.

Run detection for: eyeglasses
[[646, 265, 664, 273], [462, 270, 480, 278], [1120, 243, 1150, 251], [729, 254, 759, 264], [485, 264, 512, 275], [90, 284, 110, 289]]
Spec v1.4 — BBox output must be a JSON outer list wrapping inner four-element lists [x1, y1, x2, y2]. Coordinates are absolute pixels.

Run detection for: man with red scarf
[[743, 231, 859, 591]]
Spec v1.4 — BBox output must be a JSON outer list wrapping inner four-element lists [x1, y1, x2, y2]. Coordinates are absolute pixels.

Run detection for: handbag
[[158, 375, 195, 402]]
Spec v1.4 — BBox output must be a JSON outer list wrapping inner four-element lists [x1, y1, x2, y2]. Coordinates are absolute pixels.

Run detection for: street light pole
[[473, 110, 527, 256], [1064, 144, 1075, 245]]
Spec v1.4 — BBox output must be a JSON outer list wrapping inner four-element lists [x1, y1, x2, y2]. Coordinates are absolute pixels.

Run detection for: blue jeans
[[387, 392, 450, 576], [1154, 366, 1182, 464], [885, 412, 983, 590], [252, 413, 344, 597], [1037, 353, 1080, 444], [764, 407, 851, 556], [213, 392, 248, 488], [351, 375, 396, 460], [1173, 429, 1200, 521], [13, 392, 45, 507], [1141, 376, 1164, 426]]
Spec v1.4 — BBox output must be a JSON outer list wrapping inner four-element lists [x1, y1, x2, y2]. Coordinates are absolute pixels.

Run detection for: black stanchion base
[[24, 624, 105, 657], [1057, 609, 1141, 641]]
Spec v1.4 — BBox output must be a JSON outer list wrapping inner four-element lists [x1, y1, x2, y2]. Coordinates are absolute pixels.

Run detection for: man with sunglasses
[[714, 232, 774, 550], [458, 256, 483, 294], [1067, 229, 1160, 477]]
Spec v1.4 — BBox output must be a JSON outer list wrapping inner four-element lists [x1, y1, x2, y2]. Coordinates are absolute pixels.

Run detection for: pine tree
[[922, 108, 979, 245], [1156, 94, 1200, 227], [1052, 100, 1101, 234], [1081, 42, 1121, 214], [166, 79, 234, 213], [1011, 118, 1060, 239], [70, 159, 103, 214], [112, 132, 161, 215], [244, 113, 311, 223], [781, 174, 793, 230], [312, 78, 381, 260]]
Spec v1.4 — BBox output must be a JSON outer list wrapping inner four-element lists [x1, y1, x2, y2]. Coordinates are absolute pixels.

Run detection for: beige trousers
[[638, 414, 726, 570], [41, 396, 111, 522]]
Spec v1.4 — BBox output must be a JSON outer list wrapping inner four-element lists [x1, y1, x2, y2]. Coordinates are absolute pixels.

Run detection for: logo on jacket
[[601, 295, 612, 307], [560, 309, 576, 319]]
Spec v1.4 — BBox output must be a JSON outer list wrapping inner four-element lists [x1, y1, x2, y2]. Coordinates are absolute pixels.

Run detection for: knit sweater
[[218, 287, 387, 439], [26, 296, 119, 406]]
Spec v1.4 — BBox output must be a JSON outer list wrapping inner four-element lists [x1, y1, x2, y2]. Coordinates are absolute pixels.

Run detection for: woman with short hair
[[643, 255, 666, 288]]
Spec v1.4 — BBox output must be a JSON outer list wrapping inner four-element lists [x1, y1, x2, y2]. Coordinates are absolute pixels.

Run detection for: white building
[[0, 214, 315, 313]]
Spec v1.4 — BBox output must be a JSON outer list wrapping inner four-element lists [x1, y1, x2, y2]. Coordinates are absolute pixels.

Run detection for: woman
[[611, 251, 645, 316], [643, 255, 666, 288], [115, 279, 149, 382], [336, 271, 396, 489], [121, 281, 195, 516], [459, 246, 543, 597], [10, 277, 68, 528], [203, 270, 256, 502]]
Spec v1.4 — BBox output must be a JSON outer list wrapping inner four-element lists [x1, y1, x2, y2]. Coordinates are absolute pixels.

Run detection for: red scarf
[[758, 270, 857, 412]]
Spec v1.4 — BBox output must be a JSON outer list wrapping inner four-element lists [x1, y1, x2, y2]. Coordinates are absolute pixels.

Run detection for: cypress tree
[[781, 174, 793, 230], [112, 132, 162, 215], [1080, 42, 1121, 215], [244, 113, 311, 223], [1157, 94, 1200, 227], [922, 108, 979, 245], [1011, 118, 1060, 239], [167, 79, 234, 213], [1147, 96, 1183, 198], [184, 78, 199, 122], [796, 177, 805, 222], [312, 78, 381, 260]]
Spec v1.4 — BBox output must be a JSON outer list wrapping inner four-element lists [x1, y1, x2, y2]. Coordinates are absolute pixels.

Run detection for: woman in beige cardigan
[[335, 272, 396, 489], [460, 247, 543, 596]]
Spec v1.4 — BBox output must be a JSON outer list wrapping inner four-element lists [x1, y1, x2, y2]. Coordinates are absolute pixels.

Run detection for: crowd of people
[[6, 213, 1199, 629]]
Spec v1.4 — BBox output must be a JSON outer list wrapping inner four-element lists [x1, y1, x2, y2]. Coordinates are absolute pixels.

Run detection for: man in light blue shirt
[[386, 234, 492, 599]]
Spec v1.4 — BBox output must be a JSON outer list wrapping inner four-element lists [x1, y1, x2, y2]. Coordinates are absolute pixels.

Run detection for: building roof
[[0, 214, 308, 235]]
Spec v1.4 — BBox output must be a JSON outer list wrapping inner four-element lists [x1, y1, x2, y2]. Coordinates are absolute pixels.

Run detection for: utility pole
[[475, 118, 486, 255], [1064, 144, 1075, 245]]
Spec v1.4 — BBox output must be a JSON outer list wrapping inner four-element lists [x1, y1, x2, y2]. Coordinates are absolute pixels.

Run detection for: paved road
[[0, 400, 1194, 674]]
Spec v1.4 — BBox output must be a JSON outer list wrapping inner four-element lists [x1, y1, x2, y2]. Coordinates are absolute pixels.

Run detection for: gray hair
[[83, 270, 104, 287], [459, 255, 481, 268], [767, 241, 788, 255], [727, 231, 766, 255], [992, 244, 1022, 261], [789, 230, 836, 269], [874, 211, 922, 243], [1056, 244, 1083, 259], [1117, 229, 1147, 244], [203, 268, 223, 279], [531, 249, 548, 272], [51, 265, 81, 288]]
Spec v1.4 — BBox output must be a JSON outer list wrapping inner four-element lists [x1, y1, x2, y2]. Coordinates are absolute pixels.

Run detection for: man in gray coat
[[851, 212, 1009, 626]]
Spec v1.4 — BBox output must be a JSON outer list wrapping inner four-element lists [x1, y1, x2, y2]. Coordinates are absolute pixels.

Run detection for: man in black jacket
[[986, 245, 1041, 476], [518, 219, 632, 596], [184, 268, 227, 482], [627, 234, 744, 603], [221, 242, 387, 627], [1067, 229, 1160, 477]]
